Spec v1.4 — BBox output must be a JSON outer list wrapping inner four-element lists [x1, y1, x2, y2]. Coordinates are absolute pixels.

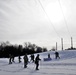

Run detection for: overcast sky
[[0, 0, 76, 50]]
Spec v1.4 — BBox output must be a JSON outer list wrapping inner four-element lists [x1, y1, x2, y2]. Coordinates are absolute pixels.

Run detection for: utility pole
[[61, 38, 63, 50], [56, 42, 57, 51], [71, 37, 73, 49]]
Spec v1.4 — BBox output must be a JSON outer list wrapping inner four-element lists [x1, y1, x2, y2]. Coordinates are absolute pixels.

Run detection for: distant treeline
[[0, 41, 47, 58]]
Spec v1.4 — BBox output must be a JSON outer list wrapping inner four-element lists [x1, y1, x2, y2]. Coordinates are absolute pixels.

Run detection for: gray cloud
[[0, 0, 76, 50]]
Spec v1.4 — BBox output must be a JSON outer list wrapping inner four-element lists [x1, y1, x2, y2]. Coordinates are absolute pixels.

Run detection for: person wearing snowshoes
[[18, 55, 21, 63], [30, 54, 35, 63], [35, 54, 41, 70], [12, 55, 15, 63], [9, 54, 12, 64], [23, 54, 28, 68]]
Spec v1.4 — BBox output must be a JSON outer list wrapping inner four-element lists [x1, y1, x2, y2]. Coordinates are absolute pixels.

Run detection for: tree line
[[0, 41, 47, 58]]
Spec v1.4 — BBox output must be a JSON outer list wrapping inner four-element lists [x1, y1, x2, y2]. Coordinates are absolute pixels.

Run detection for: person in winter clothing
[[48, 53, 50, 58], [18, 55, 21, 63], [12, 55, 15, 63], [9, 54, 12, 64], [23, 54, 28, 68], [35, 54, 41, 70], [55, 51, 60, 59], [30, 54, 35, 62]]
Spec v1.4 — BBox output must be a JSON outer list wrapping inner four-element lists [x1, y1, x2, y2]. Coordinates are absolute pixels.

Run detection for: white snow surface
[[0, 50, 76, 75]]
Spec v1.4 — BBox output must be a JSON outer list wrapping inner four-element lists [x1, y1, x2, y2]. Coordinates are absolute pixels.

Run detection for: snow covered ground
[[0, 50, 76, 75]]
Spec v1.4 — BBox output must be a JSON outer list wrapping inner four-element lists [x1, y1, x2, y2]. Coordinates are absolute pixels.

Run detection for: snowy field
[[0, 50, 76, 75]]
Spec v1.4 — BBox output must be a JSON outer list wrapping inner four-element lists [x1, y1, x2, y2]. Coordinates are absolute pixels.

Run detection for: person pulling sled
[[55, 51, 60, 59]]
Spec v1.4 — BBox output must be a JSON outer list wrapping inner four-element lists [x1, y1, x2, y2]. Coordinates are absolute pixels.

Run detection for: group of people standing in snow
[[9, 51, 60, 70], [9, 53, 41, 70], [9, 54, 21, 64]]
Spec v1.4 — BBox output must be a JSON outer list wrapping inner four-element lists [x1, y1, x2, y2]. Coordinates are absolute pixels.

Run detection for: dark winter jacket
[[23, 54, 28, 64], [35, 54, 41, 64]]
